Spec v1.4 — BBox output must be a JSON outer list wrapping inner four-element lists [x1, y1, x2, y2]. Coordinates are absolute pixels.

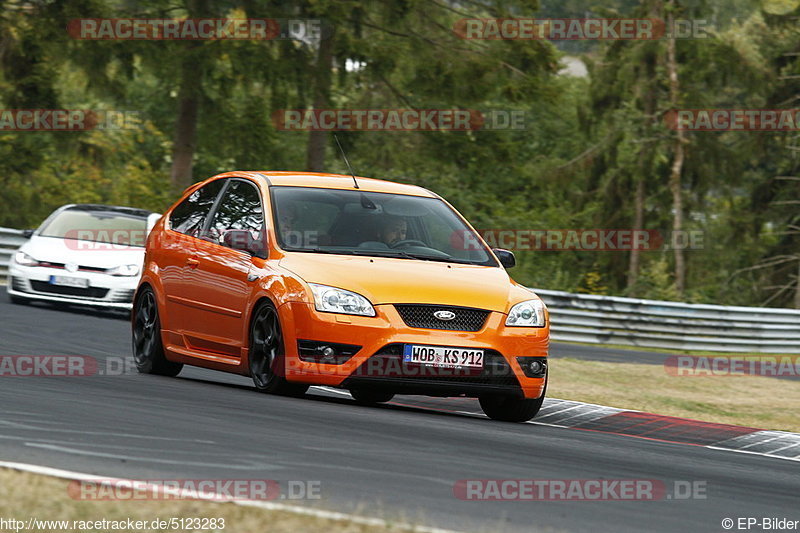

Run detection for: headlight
[[107, 264, 140, 277], [14, 251, 40, 266], [506, 299, 546, 327], [309, 283, 376, 317]]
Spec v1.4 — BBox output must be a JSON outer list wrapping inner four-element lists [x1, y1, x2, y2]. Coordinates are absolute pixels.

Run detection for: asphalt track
[[0, 292, 798, 533]]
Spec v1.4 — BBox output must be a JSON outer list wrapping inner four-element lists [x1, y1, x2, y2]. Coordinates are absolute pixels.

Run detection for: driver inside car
[[377, 216, 408, 247]]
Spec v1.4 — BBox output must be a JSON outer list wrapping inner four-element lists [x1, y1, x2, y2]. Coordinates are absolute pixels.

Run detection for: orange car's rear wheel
[[132, 287, 183, 377], [249, 302, 308, 397]]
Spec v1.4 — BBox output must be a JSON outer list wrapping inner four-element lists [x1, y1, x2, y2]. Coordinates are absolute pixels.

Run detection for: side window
[[169, 179, 226, 236], [209, 180, 264, 244]]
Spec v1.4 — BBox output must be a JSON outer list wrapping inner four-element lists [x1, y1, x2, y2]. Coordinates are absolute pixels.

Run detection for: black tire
[[350, 389, 395, 404], [132, 287, 183, 377], [479, 381, 547, 422], [249, 302, 308, 397]]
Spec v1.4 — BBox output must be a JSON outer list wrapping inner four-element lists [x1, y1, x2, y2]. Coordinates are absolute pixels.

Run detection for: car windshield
[[271, 186, 496, 266], [39, 208, 149, 247]]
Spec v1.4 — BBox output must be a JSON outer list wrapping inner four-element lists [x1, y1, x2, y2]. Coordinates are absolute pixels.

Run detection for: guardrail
[[533, 288, 800, 354], [0, 227, 27, 285]]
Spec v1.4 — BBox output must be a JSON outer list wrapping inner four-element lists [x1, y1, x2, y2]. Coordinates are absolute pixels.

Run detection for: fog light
[[297, 340, 362, 365], [516, 356, 547, 378]]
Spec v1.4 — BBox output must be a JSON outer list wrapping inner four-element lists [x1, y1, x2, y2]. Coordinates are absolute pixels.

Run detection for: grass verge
[[548, 357, 800, 433], [0, 468, 435, 533]]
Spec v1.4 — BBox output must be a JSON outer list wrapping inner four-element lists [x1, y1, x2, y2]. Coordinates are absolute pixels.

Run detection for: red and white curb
[[316, 388, 800, 463], [536, 399, 800, 462]]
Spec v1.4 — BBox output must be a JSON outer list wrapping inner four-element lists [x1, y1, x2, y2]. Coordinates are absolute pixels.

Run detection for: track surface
[[0, 292, 798, 533]]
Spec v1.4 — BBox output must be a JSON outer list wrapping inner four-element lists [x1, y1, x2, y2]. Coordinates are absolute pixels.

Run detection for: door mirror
[[223, 230, 266, 257], [22, 229, 34, 239], [493, 248, 516, 269]]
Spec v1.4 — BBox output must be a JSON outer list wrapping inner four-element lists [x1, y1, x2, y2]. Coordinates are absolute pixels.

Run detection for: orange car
[[132, 172, 549, 421]]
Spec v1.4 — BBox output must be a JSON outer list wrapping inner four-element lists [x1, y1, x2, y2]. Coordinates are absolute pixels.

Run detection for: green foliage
[[0, 0, 797, 306]]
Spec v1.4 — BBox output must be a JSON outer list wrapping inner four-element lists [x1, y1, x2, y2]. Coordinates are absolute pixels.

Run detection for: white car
[[7, 204, 161, 310]]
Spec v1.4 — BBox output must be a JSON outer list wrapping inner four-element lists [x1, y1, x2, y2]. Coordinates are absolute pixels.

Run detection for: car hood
[[20, 235, 145, 268], [279, 253, 534, 312]]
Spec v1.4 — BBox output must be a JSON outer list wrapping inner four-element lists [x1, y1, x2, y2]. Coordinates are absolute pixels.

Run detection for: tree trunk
[[627, 0, 661, 293], [170, 57, 200, 191], [305, 29, 335, 172], [666, 1, 687, 297], [627, 178, 645, 289]]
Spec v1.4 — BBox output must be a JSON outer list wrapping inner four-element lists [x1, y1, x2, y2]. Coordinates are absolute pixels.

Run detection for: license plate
[[49, 275, 89, 288], [403, 345, 484, 369]]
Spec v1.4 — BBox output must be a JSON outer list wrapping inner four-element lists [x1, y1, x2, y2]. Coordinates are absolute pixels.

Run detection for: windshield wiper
[[283, 247, 355, 255], [350, 250, 416, 259], [399, 253, 478, 264], [352, 249, 478, 264]]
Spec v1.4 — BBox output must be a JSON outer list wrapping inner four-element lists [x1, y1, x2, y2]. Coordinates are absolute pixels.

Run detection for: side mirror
[[493, 248, 516, 269], [22, 229, 34, 238], [223, 230, 266, 258]]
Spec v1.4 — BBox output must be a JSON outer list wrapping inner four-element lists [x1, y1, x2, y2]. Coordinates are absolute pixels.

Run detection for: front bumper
[[278, 301, 548, 399], [7, 264, 137, 310]]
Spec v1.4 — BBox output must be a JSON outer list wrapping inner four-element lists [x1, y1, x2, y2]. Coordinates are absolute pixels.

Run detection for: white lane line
[[706, 445, 800, 463], [541, 407, 622, 426], [734, 436, 784, 450], [23, 443, 281, 471], [533, 404, 585, 419], [764, 443, 800, 454], [0, 461, 461, 533], [313, 386, 352, 397], [0, 420, 215, 443]]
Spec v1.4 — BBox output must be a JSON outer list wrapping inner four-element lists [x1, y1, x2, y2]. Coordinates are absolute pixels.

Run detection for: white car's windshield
[[39, 208, 149, 247], [271, 186, 496, 266]]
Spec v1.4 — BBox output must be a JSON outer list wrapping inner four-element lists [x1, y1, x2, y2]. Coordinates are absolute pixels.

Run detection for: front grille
[[30, 281, 109, 299], [349, 343, 519, 387], [394, 304, 490, 332]]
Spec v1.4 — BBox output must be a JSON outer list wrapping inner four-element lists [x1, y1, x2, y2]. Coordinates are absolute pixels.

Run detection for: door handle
[[186, 258, 200, 269]]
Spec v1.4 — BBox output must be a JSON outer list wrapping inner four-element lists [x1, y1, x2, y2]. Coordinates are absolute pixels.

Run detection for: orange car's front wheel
[[479, 378, 547, 422], [249, 302, 308, 397], [132, 287, 183, 377]]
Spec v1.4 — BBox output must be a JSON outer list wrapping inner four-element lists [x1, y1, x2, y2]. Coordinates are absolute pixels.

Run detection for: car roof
[[250, 171, 438, 198], [63, 204, 153, 218]]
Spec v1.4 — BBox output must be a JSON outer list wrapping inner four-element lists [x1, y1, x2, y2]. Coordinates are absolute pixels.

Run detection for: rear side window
[[208, 180, 264, 242], [169, 179, 226, 236]]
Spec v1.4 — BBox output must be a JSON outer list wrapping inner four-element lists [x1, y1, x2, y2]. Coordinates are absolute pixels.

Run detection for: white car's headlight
[[14, 251, 40, 266], [309, 283, 376, 317], [506, 299, 546, 327], [107, 264, 140, 277]]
